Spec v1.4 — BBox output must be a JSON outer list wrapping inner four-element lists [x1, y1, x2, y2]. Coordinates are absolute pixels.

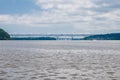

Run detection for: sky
[[0, 0, 120, 34]]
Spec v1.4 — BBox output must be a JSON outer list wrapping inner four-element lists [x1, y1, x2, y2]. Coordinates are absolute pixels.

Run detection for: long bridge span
[[10, 34, 93, 40]]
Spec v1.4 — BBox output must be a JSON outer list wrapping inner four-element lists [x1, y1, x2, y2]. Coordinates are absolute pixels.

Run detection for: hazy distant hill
[[0, 28, 10, 40], [12, 37, 56, 40], [83, 33, 120, 40]]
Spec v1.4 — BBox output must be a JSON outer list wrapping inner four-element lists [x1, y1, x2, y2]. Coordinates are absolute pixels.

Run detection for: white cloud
[[97, 9, 120, 21], [0, 0, 120, 33], [0, 15, 14, 24], [36, 0, 98, 9]]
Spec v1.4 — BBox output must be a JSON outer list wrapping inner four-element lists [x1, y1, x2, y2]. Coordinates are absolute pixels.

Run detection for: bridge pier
[[56, 36, 59, 40]]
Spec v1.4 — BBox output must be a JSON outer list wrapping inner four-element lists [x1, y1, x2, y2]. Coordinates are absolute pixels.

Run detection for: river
[[0, 40, 120, 80]]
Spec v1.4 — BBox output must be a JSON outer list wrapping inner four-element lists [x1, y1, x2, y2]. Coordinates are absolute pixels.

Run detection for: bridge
[[10, 34, 93, 40]]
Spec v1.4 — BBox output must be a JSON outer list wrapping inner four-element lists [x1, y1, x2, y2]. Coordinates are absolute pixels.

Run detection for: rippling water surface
[[0, 41, 120, 80]]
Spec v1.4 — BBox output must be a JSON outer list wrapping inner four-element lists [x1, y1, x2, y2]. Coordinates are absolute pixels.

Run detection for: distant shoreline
[[10, 33, 120, 40], [11, 37, 57, 40]]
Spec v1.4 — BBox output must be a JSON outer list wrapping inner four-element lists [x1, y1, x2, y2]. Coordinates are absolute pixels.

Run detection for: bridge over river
[[10, 34, 93, 40]]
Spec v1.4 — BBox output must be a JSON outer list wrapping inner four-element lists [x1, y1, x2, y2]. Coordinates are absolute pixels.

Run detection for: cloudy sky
[[0, 0, 120, 34]]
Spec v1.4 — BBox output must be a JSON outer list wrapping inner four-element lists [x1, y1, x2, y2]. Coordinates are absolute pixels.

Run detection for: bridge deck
[[10, 34, 92, 36], [10, 34, 93, 40]]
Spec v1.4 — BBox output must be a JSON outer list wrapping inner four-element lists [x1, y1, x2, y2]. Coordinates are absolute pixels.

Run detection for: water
[[0, 41, 120, 80]]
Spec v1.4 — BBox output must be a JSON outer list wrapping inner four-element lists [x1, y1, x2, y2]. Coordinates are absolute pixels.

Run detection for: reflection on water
[[0, 41, 120, 80]]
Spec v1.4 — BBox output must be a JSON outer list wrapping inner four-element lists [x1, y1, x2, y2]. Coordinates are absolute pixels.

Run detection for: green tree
[[0, 28, 11, 40]]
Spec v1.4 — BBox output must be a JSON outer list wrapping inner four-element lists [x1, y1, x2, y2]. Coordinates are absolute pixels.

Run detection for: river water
[[0, 41, 120, 80]]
